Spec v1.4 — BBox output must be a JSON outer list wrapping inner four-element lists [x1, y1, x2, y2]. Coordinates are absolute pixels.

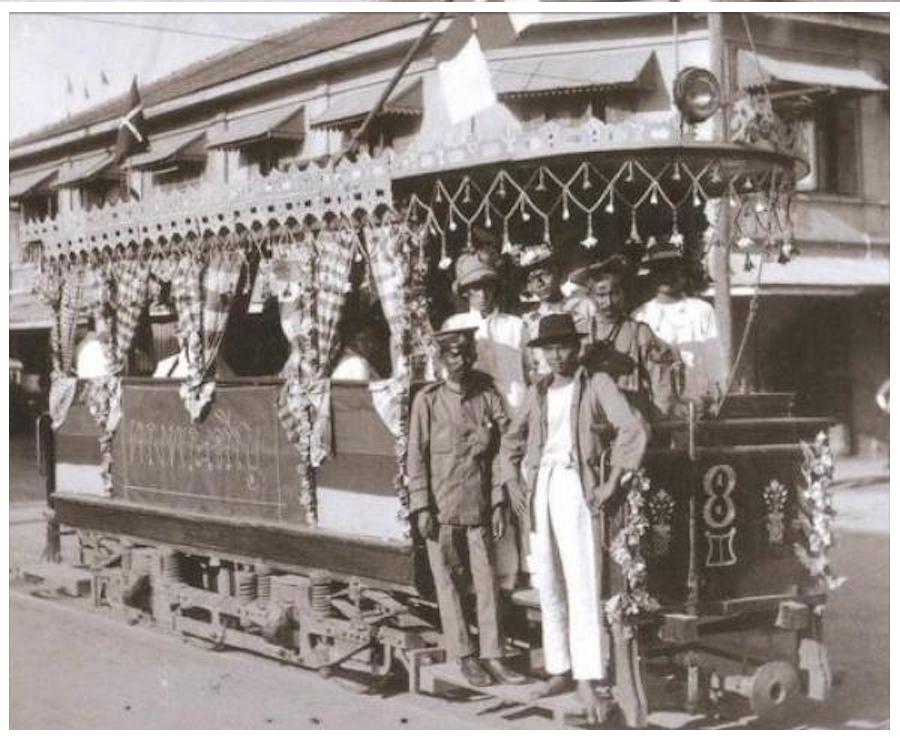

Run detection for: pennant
[[434, 15, 497, 126], [115, 76, 148, 164]]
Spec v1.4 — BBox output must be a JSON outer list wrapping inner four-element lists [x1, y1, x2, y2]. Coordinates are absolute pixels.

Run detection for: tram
[[33, 66, 841, 727]]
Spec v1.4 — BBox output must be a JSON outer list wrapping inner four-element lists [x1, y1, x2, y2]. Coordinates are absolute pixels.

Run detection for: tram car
[[44, 375, 836, 727], [27, 56, 841, 725]]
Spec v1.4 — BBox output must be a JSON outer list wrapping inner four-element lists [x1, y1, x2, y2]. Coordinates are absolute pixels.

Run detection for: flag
[[115, 76, 148, 163], [100, 70, 110, 86], [434, 15, 497, 126]]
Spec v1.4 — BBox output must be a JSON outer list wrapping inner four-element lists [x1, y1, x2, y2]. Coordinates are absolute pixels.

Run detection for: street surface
[[9, 435, 890, 729]]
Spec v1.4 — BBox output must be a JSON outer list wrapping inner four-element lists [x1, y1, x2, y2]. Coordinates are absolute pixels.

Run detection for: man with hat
[[407, 326, 527, 688], [570, 253, 682, 421], [632, 247, 726, 405], [517, 242, 569, 384], [443, 249, 527, 417], [501, 313, 648, 724], [443, 247, 527, 591]]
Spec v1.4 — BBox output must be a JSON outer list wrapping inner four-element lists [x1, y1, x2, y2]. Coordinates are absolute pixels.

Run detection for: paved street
[[8, 441, 890, 729]]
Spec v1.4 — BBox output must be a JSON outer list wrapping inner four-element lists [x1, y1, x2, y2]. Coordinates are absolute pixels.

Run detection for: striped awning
[[490, 48, 656, 98], [127, 130, 207, 170], [737, 50, 888, 93], [54, 152, 118, 188], [10, 168, 58, 200], [207, 105, 305, 150], [310, 77, 423, 130]]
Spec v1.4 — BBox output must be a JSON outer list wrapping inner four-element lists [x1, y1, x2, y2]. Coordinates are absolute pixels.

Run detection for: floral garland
[[793, 432, 845, 591], [606, 469, 660, 629]]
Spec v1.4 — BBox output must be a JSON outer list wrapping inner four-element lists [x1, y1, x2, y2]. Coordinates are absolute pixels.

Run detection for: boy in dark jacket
[[407, 327, 526, 688]]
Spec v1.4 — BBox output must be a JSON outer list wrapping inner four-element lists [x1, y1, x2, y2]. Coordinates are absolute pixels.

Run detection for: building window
[[151, 161, 207, 194], [240, 139, 304, 177], [19, 193, 58, 223], [795, 96, 860, 196], [341, 115, 421, 157], [504, 92, 605, 128]]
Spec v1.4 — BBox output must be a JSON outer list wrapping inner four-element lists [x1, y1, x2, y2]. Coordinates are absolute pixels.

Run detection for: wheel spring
[[256, 567, 272, 602], [161, 551, 183, 583], [310, 572, 332, 617], [236, 570, 258, 604]]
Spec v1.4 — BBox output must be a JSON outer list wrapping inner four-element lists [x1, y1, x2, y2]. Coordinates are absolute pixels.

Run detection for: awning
[[490, 48, 656, 98], [10, 168, 58, 200], [54, 152, 118, 188], [127, 130, 207, 170], [728, 254, 889, 296], [310, 77, 424, 130], [207, 105, 305, 150], [9, 289, 54, 330], [737, 50, 888, 93]]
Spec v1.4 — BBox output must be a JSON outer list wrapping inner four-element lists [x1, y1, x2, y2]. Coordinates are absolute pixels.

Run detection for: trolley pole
[[708, 12, 734, 367]]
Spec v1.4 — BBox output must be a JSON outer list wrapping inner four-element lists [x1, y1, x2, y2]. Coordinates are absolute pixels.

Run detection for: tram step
[[419, 661, 585, 726]]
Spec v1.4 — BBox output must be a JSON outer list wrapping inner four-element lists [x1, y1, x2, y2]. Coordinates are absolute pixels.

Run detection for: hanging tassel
[[435, 186, 442, 204], [692, 184, 702, 208], [754, 195, 767, 214], [710, 163, 723, 184], [605, 191, 615, 214], [649, 185, 659, 207], [625, 160, 634, 183], [561, 193, 570, 222], [581, 216, 598, 249], [497, 176, 507, 199], [438, 238, 452, 271], [501, 220, 513, 255], [628, 209, 640, 244], [670, 216, 684, 249], [743, 176, 754, 191], [463, 178, 471, 204], [484, 206, 492, 229], [536, 168, 546, 192], [582, 166, 592, 190], [744, 252, 755, 272], [672, 161, 681, 182], [520, 199, 531, 223]]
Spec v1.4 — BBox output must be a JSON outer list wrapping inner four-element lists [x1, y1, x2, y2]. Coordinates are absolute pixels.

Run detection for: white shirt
[[632, 296, 727, 401], [331, 354, 375, 382], [542, 381, 575, 466], [75, 336, 112, 379], [442, 308, 526, 414]]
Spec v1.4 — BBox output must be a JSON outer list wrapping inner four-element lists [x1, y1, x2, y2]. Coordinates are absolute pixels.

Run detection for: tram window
[[795, 96, 860, 196]]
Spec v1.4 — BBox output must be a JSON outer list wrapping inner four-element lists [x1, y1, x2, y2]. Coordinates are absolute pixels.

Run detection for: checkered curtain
[[275, 227, 356, 525], [363, 222, 434, 521], [38, 264, 85, 429], [171, 245, 244, 421]]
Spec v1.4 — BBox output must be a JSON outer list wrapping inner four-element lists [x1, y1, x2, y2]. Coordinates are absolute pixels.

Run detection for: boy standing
[[407, 327, 526, 688], [501, 314, 648, 723]]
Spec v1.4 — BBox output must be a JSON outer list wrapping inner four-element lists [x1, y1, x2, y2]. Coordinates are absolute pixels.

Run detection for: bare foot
[[530, 673, 572, 700], [577, 680, 615, 725]]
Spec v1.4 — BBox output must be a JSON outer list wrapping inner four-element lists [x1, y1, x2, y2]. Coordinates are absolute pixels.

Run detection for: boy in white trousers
[[501, 313, 648, 723]]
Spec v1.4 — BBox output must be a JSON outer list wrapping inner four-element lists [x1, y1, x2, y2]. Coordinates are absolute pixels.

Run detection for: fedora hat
[[453, 251, 500, 295], [567, 253, 628, 286], [526, 313, 586, 348]]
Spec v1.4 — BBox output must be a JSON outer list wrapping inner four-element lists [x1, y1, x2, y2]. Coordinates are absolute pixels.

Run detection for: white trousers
[[532, 463, 606, 681]]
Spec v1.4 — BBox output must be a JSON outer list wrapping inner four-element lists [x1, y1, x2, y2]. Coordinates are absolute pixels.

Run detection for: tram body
[[48, 377, 833, 723]]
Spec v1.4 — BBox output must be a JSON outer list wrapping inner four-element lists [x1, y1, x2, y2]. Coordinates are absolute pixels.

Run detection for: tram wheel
[[747, 661, 801, 723]]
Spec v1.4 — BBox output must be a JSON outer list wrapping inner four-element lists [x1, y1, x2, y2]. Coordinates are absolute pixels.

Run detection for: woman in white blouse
[[632, 248, 727, 405]]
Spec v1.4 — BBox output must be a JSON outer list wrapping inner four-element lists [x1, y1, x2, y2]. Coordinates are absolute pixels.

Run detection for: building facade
[[9, 11, 889, 452]]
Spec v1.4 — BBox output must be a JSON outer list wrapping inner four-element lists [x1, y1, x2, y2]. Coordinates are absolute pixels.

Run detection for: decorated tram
[[29, 59, 844, 726]]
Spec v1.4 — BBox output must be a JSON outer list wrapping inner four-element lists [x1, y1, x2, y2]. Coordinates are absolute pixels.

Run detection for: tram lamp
[[674, 67, 722, 124]]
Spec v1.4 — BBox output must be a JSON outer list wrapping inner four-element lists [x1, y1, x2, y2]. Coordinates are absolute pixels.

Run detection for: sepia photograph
[[8, 4, 890, 729]]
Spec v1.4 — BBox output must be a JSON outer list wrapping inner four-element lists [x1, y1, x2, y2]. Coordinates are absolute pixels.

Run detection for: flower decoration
[[763, 479, 789, 545], [605, 469, 660, 631], [793, 431, 845, 590], [646, 487, 676, 557]]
